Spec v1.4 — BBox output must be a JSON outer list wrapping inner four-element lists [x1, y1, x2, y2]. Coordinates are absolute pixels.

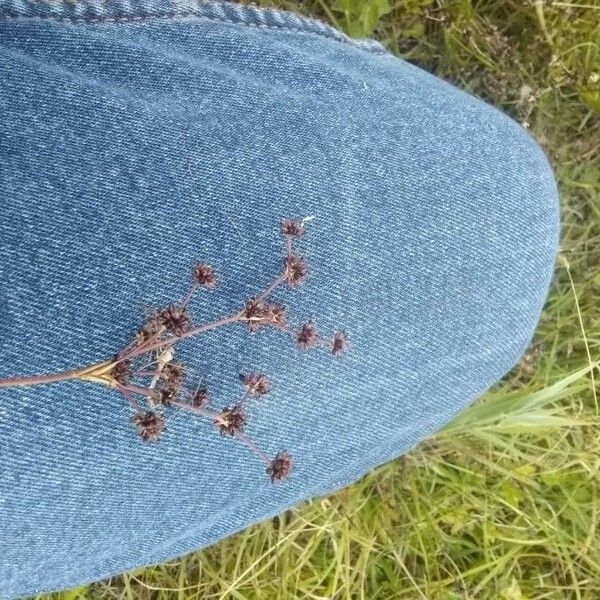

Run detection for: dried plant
[[0, 218, 349, 482]]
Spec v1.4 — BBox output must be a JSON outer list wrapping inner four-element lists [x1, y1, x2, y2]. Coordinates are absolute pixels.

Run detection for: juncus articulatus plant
[[0, 219, 349, 482]]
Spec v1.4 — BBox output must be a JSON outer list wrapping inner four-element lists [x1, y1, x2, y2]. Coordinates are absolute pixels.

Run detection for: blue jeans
[[0, 1, 559, 597]]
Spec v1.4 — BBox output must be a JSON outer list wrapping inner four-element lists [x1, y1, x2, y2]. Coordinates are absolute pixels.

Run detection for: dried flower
[[154, 385, 178, 406], [283, 254, 307, 288], [267, 451, 292, 482], [240, 372, 271, 396], [161, 362, 184, 386], [280, 219, 304, 238], [296, 322, 318, 349], [192, 263, 217, 289], [135, 314, 162, 345], [131, 411, 164, 441], [264, 302, 287, 326], [244, 299, 267, 332], [159, 305, 191, 336], [331, 331, 349, 356], [192, 386, 210, 408], [111, 359, 130, 385], [216, 406, 246, 436], [0, 217, 351, 484]]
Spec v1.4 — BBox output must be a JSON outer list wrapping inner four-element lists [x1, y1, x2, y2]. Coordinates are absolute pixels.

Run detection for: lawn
[[41, 1, 600, 598]]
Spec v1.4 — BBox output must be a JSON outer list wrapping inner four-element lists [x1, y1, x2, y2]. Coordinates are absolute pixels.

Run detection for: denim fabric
[[0, 1, 559, 597]]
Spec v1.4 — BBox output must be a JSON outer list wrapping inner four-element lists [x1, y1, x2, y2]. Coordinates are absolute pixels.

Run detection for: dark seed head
[[159, 305, 191, 336], [283, 254, 307, 288], [264, 302, 287, 326], [131, 411, 164, 442], [296, 322, 318, 349], [244, 299, 267, 332], [331, 331, 349, 356], [135, 314, 162, 345], [154, 385, 178, 406], [280, 219, 304, 239], [267, 451, 292, 482], [161, 362, 184, 386], [240, 372, 271, 396], [192, 386, 210, 408], [111, 359, 130, 386], [192, 263, 217, 289], [216, 406, 246, 436]]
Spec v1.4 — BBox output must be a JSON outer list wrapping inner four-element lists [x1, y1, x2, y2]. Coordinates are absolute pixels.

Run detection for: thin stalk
[[237, 391, 250, 406], [119, 312, 244, 362], [0, 359, 114, 389], [180, 283, 198, 309], [170, 399, 270, 465], [234, 431, 271, 466], [119, 383, 157, 399], [170, 399, 224, 422], [119, 325, 166, 359], [254, 274, 286, 304], [117, 385, 143, 411]]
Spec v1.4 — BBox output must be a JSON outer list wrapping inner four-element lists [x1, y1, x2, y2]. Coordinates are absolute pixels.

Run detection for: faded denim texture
[[0, 0, 559, 597]]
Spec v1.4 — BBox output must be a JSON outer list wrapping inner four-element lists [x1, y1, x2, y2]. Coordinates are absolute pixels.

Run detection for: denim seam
[[0, 1, 390, 57]]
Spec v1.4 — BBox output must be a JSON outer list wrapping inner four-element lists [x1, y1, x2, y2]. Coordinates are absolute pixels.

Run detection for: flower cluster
[[0, 218, 349, 483], [106, 218, 349, 482]]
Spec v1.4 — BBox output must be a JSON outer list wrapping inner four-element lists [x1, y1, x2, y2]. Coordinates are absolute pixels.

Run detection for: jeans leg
[[0, 1, 559, 596]]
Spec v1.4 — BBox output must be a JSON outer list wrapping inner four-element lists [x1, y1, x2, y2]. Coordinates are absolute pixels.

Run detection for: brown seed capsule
[[267, 451, 292, 482], [111, 359, 130, 386], [131, 411, 164, 442], [280, 219, 304, 238], [240, 373, 271, 396], [159, 305, 191, 336], [161, 362, 184, 386], [216, 406, 246, 436], [331, 331, 349, 356], [135, 314, 162, 345], [192, 263, 217, 289], [283, 254, 307, 288], [152, 385, 178, 407], [264, 302, 287, 326], [244, 299, 267, 332], [192, 386, 210, 408], [296, 322, 318, 349]]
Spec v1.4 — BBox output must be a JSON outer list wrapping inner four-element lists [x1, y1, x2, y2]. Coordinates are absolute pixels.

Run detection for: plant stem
[[170, 399, 223, 421], [170, 399, 270, 465], [119, 312, 244, 362], [254, 274, 285, 303], [0, 268, 288, 390], [180, 283, 198, 309], [234, 431, 271, 466], [119, 383, 157, 398], [0, 360, 114, 389]]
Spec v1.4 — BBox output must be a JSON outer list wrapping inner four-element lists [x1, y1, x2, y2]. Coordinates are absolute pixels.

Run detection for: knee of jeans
[[450, 114, 559, 374], [448, 106, 559, 364], [338, 74, 560, 399]]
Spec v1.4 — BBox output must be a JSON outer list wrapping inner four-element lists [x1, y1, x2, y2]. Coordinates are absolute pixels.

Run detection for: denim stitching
[[0, 1, 390, 56]]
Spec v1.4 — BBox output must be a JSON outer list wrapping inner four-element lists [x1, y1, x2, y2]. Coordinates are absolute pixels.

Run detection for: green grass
[[43, 1, 600, 598]]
